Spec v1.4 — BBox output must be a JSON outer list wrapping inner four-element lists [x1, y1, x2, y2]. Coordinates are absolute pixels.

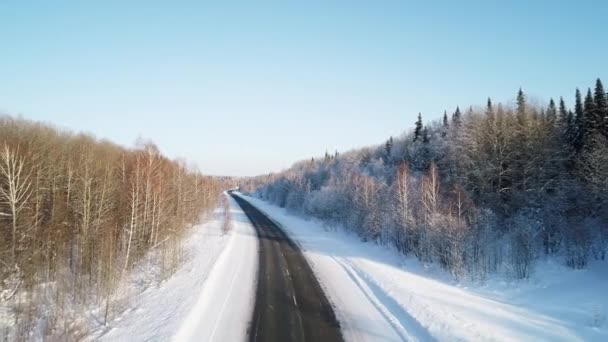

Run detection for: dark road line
[[230, 193, 343, 342]]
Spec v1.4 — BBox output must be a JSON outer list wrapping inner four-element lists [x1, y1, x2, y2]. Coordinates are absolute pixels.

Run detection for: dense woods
[[244, 78, 608, 280], [0, 116, 223, 340]]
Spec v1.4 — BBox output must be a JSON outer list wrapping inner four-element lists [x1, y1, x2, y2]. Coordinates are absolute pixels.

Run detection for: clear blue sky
[[0, 1, 606, 176]]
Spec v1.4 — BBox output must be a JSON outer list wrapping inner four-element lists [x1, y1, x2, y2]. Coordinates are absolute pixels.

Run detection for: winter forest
[[0, 116, 225, 338], [243, 79, 608, 280]]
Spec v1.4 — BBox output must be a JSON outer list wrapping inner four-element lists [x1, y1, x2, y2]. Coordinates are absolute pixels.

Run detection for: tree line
[[0, 116, 224, 340], [243, 78, 608, 280]]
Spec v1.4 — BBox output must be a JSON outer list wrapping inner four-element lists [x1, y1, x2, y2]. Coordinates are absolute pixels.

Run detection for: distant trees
[[248, 78, 608, 281], [0, 116, 223, 340]]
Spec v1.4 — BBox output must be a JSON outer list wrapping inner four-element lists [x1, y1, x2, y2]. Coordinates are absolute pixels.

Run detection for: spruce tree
[[486, 98, 494, 121], [593, 78, 607, 137], [440, 110, 448, 138], [546, 98, 557, 125], [385, 137, 393, 156], [516, 88, 527, 124], [558, 97, 572, 143], [567, 110, 575, 145], [573, 88, 585, 151], [584, 88, 597, 135], [558, 97, 568, 124], [414, 113, 423, 141], [452, 106, 462, 126], [513, 88, 529, 192], [422, 127, 429, 144]]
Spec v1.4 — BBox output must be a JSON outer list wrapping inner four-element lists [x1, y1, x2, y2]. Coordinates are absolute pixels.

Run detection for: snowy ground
[[92, 195, 257, 342], [238, 193, 608, 342], [93, 191, 607, 342]]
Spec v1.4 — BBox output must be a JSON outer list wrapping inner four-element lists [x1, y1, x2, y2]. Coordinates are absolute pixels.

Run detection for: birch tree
[[0, 144, 33, 262], [394, 162, 414, 253]]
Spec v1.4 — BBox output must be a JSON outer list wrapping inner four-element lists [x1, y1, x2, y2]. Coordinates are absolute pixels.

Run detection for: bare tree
[[394, 162, 414, 253], [0, 144, 33, 262]]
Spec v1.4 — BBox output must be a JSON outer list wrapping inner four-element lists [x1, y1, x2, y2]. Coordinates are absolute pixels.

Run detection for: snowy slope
[[239, 193, 608, 342], [173, 195, 258, 342], [93, 195, 257, 342]]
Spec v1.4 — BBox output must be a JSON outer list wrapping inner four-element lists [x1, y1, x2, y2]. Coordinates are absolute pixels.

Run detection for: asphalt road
[[230, 193, 343, 342]]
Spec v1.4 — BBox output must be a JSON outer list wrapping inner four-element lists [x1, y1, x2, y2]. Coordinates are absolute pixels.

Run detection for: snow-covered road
[[231, 193, 342, 342]]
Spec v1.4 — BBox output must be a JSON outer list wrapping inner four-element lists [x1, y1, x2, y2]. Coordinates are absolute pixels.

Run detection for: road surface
[[230, 193, 343, 342]]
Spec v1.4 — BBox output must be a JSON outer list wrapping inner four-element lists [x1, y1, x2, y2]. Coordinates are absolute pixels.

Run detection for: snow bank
[[93, 195, 257, 342], [239, 193, 608, 342]]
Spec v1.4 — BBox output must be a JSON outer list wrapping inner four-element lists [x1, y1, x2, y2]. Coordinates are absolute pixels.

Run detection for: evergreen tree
[[546, 98, 557, 125], [558, 97, 568, 124], [414, 113, 423, 141], [516, 88, 527, 124], [567, 110, 575, 144], [558, 97, 574, 145], [584, 88, 597, 136], [422, 127, 429, 144], [452, 106, 462, 126], [441, 111, 449, 138], [485, 98, 494, 123], [513, 88, 530, 193], [573, 88, 585, 151], [385, 137, 394, 156], [593, 78, 607, 137]]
